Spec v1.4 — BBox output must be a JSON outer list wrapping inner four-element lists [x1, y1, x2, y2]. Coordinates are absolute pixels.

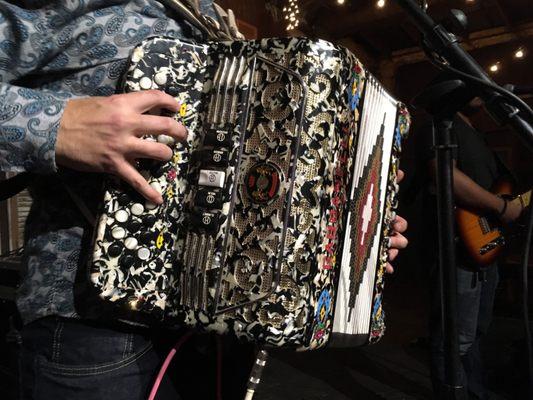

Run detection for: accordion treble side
[[89, 37, 411, 350]]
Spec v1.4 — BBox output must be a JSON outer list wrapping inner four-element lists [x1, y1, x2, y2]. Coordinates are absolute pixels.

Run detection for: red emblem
[[245, 162, 282, 204]]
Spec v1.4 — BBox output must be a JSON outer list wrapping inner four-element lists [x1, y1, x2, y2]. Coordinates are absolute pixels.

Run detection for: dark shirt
[[417, 115, 502, 191]]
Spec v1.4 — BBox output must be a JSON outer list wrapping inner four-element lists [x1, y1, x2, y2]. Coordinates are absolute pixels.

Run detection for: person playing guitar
[[418, 96, 526, 399]]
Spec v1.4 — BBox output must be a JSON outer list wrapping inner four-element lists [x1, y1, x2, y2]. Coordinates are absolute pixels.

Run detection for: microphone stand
[[394, 1, 533, 399], [413, 80, 469, 400], [394, 0, 533, 150]]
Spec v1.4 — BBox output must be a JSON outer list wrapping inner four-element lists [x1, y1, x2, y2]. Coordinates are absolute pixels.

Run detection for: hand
[[386, 169, 408, 274], [386, 215, 408, 274], [499, 197, 523, 225], [56, 90, 187, 204]]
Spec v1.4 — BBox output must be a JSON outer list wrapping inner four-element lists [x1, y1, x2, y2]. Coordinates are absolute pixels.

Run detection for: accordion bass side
[[90, 37, 411, 349]]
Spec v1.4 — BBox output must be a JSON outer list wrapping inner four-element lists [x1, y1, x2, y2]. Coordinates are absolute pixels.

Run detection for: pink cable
[[148, 331, 194, 400]]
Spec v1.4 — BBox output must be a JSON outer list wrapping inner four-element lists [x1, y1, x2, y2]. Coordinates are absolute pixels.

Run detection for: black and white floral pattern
[[91, 36, 410, 349]]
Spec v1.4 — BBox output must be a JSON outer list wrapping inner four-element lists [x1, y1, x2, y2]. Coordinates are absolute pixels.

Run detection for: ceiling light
[[489, 63, 499, 73], [515, 48, 525, 59], [283, 0, 300, 31], [337, 0, 346, 4], [377, 0, 386, 8]]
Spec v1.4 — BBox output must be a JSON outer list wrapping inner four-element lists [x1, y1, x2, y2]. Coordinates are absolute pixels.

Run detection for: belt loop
[[51, 319, 65, 363]]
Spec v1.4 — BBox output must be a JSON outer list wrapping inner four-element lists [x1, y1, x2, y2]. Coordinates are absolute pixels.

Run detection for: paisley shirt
[[0, 0, 213, 324]]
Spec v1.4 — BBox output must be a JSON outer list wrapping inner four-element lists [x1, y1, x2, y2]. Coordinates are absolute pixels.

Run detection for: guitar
[[455, 181, 531, 267]]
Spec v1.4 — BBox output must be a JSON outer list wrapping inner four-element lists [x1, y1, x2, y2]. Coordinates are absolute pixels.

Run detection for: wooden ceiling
[[219, 0, 533, 100], [217, 0, 533, 187]]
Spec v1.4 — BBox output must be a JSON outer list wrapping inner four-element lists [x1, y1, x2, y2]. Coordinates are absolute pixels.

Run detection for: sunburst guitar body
[[455, 181, 531, 267]]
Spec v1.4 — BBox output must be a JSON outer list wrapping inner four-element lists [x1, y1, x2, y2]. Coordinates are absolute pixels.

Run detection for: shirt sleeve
[[0, 1, 71, 174], [0, 84, 71, 174], [199, 0, 216, 19]]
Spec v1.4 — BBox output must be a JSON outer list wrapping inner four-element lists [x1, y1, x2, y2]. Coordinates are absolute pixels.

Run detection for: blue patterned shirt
[[0, 0, 213, 324]]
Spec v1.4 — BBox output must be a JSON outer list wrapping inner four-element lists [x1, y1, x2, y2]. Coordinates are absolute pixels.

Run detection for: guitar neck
[[511, 190, 532, 209]]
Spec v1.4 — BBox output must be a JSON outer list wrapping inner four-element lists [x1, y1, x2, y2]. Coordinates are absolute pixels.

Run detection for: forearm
[[428, 159, 504, 215], [452, 167, 503, 214]]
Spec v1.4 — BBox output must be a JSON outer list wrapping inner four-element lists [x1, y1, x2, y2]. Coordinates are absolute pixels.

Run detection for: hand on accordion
[[55, 90, 188, 204], [386, 169, 408, 274]]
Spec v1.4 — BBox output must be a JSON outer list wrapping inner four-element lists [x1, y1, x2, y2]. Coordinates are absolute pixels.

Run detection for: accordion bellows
[[90, 37, 410, 350]]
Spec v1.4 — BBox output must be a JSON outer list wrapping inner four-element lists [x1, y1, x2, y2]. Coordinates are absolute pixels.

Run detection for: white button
[[137, 247, 151, 260], [115, 209, 129, 223], [198, 170, 225, 188], [125, 237, 138, 250], [131, 203, 144, 216], [112, 226, 126, 240], [157, 134, 175, 146], [150, 181, 162, 194], [139, 77, 153, 90], [154, 72, 167, 86]]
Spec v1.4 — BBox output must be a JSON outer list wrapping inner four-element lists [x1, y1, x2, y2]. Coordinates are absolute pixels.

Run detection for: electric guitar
[[455, 181, 531, 267]]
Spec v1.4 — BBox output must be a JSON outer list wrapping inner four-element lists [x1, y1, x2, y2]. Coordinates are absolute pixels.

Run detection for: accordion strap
[[158, 0, 245, 40]]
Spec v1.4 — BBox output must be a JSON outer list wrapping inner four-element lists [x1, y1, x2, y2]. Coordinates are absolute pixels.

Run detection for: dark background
[[1, 0, 532, 398]]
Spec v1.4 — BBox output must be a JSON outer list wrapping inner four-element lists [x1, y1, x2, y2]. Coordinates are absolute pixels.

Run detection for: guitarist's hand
[[499, 198, 523, 224]]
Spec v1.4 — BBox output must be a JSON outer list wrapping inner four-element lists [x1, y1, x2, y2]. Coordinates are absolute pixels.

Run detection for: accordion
[[90, 37, 410, 350]]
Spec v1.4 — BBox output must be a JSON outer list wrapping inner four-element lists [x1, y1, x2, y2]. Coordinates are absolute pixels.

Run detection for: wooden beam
[[391, 21, 533, 66], [315, 0, 460, 39], [316, 2, 405, 39], [492, 0, 513, 27]]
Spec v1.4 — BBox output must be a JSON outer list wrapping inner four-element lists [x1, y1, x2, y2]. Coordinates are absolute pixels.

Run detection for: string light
[[377, 0, 386, 8], [489, 63, 500, 73], [514, 48, 525, 59], [284, 0, 300, 31]]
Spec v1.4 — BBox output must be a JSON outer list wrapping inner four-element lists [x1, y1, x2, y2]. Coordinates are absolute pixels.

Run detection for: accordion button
[[115, 209, 129, 223], [211, 150, 228, 166], [198, 169, 225, 188], [112, 226, 126, 240], [137, 247, 151, 261], [128, 220, 142, 233], [131, 203, 144, 216], [108, 243, 123, 258], [193, 149, 229, 168], [139, 231, 155, 245], [125, 237, 138, 250], [120, 254, 135, 268], [157, 134, 175, 146], [142, 214, 156, 227], [204, 129, 232, 147], [154, 72, 167, 86], [190, 211, 219, 233], [140, 77, 152, 90], [195, 189, 222, 209], [118, 193, 130, 207]]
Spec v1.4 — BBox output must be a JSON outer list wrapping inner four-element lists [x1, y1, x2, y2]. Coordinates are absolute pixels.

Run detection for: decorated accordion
[[90, 37, 410, 350]]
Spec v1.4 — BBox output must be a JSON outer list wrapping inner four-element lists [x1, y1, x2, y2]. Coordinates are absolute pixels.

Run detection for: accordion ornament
[[90, 37, 411, 350]]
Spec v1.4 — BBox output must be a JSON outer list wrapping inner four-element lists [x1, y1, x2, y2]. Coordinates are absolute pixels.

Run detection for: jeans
[[18, 317, 256, 400], [19, 317, 180, 400], [429, 263, 499, 400]]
